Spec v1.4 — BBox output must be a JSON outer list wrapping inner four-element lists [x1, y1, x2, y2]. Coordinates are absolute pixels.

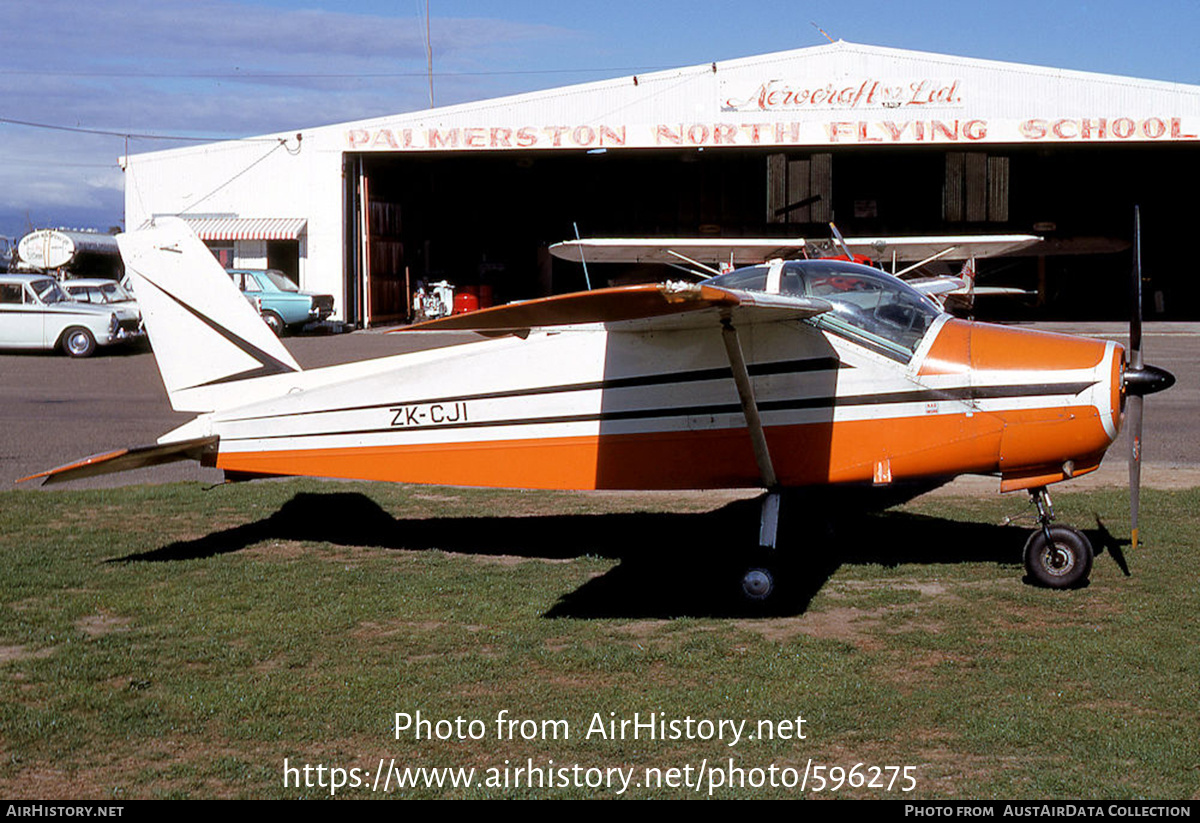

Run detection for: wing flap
[[392, 282, 830, 334], [17, 436, 219, 486]]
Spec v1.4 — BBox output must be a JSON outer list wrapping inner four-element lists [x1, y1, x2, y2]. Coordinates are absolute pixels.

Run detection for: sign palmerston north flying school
[[345, 72, 1199, 152]]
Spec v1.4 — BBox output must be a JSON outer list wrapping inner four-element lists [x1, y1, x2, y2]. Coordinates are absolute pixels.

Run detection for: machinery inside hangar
[[344, 141, 1200, 326]]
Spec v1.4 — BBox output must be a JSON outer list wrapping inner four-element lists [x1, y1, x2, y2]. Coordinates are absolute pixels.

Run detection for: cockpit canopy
[[709, 259, 943, 361]]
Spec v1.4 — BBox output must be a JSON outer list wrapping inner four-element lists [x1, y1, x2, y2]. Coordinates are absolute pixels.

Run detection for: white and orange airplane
[[21, 216, 1173, 600]]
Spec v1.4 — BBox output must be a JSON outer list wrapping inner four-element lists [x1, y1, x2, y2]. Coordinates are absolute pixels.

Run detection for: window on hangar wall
[[944, 152, 1010, 223], [766, 153, 832, 225]]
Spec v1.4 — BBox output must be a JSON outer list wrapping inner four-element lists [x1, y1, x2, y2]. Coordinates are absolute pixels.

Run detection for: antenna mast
[[422, 0, 434, 108]]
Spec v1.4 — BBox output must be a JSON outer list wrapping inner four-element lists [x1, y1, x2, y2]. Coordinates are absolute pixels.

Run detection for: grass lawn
[[0, 479, 1196, 799]]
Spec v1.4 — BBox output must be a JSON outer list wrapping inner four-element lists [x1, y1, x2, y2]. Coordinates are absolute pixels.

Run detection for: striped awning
[[180, 217, 307, 241]]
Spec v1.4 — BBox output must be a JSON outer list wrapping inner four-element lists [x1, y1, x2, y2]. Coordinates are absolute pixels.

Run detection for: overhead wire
[[0, 65, 678, 79], [178, 137, 298, 215], [0, 116, 281, 143], [0, 57, 681, 145]]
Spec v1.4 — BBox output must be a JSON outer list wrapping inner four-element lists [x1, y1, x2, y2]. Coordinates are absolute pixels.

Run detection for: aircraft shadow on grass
[[111, 489, 1120, 619]]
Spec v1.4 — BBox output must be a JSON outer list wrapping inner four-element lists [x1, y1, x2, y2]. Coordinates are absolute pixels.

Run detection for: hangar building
[[122, 41, 1200, 325]]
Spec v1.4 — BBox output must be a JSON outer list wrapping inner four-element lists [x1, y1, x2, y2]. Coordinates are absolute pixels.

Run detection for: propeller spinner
[[1124, 207, 1176, 550]]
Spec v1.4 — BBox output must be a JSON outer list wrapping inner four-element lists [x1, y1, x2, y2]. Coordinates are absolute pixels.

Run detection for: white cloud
[[0, 0, 578, 233]]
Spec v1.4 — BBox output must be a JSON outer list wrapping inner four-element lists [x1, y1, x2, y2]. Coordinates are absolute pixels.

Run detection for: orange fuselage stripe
[[215, 405, 1112, 490]]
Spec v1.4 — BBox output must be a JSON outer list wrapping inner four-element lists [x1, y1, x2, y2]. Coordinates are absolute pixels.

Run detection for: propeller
[[1123, 206, 1176, 550]]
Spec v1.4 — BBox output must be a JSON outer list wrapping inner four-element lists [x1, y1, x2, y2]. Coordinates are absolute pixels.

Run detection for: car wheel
[[262, 310, 285, 336], [61, 327, 96, 358]]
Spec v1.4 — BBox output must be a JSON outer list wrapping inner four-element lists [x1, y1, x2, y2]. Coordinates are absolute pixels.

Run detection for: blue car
[[226, 268, 335, 335]]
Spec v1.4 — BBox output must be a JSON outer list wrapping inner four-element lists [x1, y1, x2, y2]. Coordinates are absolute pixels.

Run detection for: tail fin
[[959, 256, 977, 312], [118, 217, 301, 412]]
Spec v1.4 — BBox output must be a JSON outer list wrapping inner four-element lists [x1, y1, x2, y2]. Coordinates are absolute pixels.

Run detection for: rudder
[[118, 217, 302, 412]]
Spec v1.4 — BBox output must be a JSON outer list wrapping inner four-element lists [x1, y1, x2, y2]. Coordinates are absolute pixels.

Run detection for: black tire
[[740, 566, 776, 602], [60, 327, 96, 358], [261, 310, 285, 336], [1024, 526, 1093, 589], [737, 544, 786, 610]]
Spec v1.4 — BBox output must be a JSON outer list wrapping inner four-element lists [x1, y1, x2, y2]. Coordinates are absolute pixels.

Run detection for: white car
[[61, 277, 138, 308], [62, 277, 143, 330], [0, 273, 143, 357]]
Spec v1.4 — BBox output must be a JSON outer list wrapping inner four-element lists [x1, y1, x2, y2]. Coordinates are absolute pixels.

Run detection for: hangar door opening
[[344, 148, 869, 327], [342, 143, 1199, 325]]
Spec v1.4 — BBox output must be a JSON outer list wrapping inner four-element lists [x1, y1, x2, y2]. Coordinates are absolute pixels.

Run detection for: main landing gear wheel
[[737, 543, 786, 610], [740, 566, 776, 602], [1024, 526, 1094, 589]]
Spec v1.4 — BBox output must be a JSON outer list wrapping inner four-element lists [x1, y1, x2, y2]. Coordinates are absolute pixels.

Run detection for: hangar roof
[[124, 40, 1200, 171], [325, 40, 1200, 153]]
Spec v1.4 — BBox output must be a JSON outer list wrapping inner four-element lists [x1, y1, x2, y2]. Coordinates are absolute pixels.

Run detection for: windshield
[[709, 260, 942, 361], [67, 282, 131, 303], [262, 269, 299, 292], [98, 282, 131, 302], [32, 279, 68, 304]]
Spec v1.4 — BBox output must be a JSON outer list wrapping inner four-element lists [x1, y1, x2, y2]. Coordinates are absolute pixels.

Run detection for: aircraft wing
[[548, 234, 1040, 267], [17, 436, 218, 486], [393, 282, 831, 334], [549, 238, 807, 266], [842, 234, 1041, 262]]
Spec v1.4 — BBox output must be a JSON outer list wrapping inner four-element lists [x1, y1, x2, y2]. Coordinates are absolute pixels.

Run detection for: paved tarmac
[[1, 329, 478, 491], [2, 322, 1194, 493]]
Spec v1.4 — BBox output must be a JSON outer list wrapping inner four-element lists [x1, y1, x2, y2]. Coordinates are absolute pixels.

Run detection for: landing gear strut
[[719, 307, 791, 607], [1023, 486, 1094, 589]]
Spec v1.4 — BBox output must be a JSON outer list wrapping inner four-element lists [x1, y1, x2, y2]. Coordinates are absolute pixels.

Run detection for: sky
[[1, 0, 1198, 239]]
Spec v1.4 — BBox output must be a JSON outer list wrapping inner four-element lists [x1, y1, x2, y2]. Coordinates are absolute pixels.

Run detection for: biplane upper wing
[[393, 281, 831, 334], [549, 234, 1041, 267], [549, 238, 807, 267]]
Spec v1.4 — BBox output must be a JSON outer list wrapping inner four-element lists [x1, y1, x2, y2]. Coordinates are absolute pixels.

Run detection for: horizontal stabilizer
[[909, 276, 969, 297], [394, 282, 830, 334], [965, 286, 1035, 297], [17, 436, 218, 486]]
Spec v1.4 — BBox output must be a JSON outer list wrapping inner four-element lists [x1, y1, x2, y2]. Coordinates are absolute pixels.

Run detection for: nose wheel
[[1024, 525, 1094, 588], [1024, 487, 1094, 589]]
